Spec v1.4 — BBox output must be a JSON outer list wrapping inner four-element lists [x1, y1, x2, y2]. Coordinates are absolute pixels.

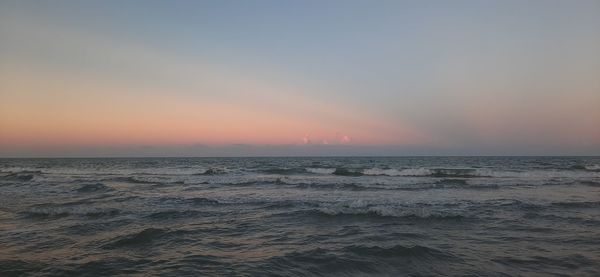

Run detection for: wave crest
[[103, 228, 166, 249], [305, 168, 336, 174], [196, 168, 227, 175]]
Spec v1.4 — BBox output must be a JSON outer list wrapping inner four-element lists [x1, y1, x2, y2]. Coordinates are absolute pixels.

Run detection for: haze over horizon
[[1, 0, 599, 157]]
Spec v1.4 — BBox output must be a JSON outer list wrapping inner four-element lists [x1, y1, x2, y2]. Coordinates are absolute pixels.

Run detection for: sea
[[1, 157, 599, 276]]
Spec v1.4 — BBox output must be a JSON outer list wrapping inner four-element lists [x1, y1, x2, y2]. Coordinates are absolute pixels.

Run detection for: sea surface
[[1, 157, 599, 276]]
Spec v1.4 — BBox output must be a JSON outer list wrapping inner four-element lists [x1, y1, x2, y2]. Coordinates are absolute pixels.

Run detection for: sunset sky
[[1, 0, 599, 156]]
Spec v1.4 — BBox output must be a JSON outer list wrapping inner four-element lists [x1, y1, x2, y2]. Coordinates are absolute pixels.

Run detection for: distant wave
[[253, 166, 600, 178], [292, 179, 499, 191], [261, 168, 309, 175], [146, 210, 206, 220], [76, 183, 114, 193], [311, 208, 466, 220], [363, 168, 490, 178], [293, 182, 371, 191], [487, 199, 600, 211], [0, 169, 44, 175], [187, 197, 221, 205], [279, 166, 494, 177], [344, 244, 455, 260], [110, 176, 157, 184], [0, 173, 35, 182], [102, 228, 194, 249], [102, 228, 167, 249], [262, 167, 363, 176], [332, 168, 364, 176], [580, 181, 600, 187], [267, 167, 493, 177], [0, 170, 43, 182], [152, 196, 221, 206], [108, 176, 183, 185], [550, 201, 600, 209], [339, 167, 600, 178], [195, 168, 228, 175], [23, 206, 120, 218], [273, 202, 468, 220], [305, 167, 336, 174]]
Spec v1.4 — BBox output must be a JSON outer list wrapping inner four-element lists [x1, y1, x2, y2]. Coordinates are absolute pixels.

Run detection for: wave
[[109, 176, 183, 185], [188, 197, 221, 205], [286, 178, 499, 191], [195, 168, 227, 175], [569, 164, 587, 170], [345, 244, 454, 259], [580, 181, 600, 187], [305, 167, 336, 174], [294, 182, 370, 191], [261, 168, 308, 175], [152, 196, 222, 207], [102, 228, 167, 249], [261, 247, 379, 275], [263, 166, 496, 178], [550, 201, 600, 209], [281, 204, 467, 220], [363, 167, 489, 178], [102, 228, 197, 249], [487, 199, 600, 211], [247, 165, 600, 179], [110, 176, 157, 184], [76, 183, 114, 193], [146, 210, 206, 220], [0, 171, 39, 182], [0, 259, 46, 276], [23, 206, 120, 218], [332, 168, 364, 176], [260, 244, 457, 275], [434, 178, 468, 185], [492, 254, 596, 270], [0, 169, 43, 175], [292, 182, 498, 191], [364, 167, 600, 178], [73, 257, 152, 276]]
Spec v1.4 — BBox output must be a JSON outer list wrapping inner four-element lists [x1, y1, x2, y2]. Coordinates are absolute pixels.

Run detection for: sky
[[1, 0, 599, 157]]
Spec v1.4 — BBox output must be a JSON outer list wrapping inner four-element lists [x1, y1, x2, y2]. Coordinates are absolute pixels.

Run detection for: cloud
[[340, 135, 351, 144], [302, 134, 311, 144]]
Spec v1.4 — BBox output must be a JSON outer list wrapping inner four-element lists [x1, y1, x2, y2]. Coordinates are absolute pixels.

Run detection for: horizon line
[[1, 155, 599, 159]]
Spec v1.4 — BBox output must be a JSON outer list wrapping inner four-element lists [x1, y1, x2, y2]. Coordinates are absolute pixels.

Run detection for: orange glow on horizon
[[0, 66, 426, 149]]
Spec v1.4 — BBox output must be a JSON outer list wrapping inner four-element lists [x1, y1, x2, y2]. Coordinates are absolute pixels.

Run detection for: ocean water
[[1, 157, 599, 276]]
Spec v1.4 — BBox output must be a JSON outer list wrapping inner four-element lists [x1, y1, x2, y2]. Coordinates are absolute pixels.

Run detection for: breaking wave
[[305, 167, 336, 174]]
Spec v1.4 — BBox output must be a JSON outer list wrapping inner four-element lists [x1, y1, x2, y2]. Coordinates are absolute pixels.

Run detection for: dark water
[[1, 157, 600, 276]]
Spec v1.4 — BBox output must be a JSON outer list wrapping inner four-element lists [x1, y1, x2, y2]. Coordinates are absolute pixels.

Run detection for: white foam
[[363, 168, 434, 176], [305, 168, 336, 174], [585, 165, 600, 171]]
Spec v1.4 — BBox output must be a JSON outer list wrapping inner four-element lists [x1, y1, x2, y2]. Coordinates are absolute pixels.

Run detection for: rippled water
[[1, 157, 599, 276]]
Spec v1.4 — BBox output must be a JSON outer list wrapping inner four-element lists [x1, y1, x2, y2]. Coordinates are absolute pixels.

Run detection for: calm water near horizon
[[1, 157, 600, 276]]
